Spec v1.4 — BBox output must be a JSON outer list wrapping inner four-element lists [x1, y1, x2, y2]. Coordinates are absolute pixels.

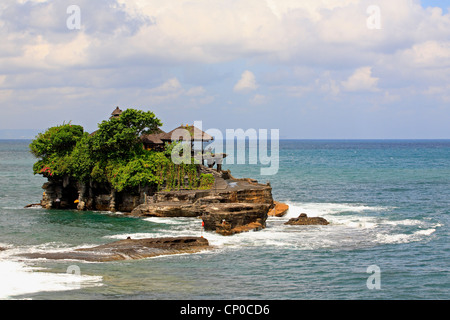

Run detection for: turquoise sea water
[[0, 140, 448, 300]]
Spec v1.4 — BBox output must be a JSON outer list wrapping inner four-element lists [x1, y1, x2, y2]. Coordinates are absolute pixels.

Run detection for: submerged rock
[[21, 237, 210, 262], [284, 213, 329, 226], [24, 203, 42, 208]]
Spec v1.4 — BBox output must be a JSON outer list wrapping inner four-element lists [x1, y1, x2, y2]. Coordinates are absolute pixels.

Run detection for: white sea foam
[[0, 259, 103, 299], [103, 201, 438, 254], [280, 201, 388, 230], [375, 228, 437, 244], [0, 242, 75, 261], [143, 217, 187, 225], [283, 201, 389, 218], [104, 232, 160, 240]]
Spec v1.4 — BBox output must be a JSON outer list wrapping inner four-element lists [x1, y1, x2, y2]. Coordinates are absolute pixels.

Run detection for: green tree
[[30, 108, 213, 192], [90, 109, 162, 160], [109, 151, 169, 192], [30, 123, 84, 159], [30, 123, 85, 177]]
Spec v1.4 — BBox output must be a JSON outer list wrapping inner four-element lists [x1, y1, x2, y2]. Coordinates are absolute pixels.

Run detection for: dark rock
[[24, 203, 42, 208], [21, 237, 209, 262], [201, 203, 270, 236], [284, 213, 329, 226]]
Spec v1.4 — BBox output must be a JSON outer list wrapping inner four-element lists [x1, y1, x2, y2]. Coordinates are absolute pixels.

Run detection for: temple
[[34, 107, 280, 236], [100, 107, 227, 171]]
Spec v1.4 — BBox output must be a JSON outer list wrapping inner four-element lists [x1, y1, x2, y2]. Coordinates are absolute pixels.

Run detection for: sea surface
[[0, 139, 448, 300]]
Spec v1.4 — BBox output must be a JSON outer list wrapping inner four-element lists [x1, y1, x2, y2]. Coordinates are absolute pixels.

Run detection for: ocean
[[0, 139, 448, 300]]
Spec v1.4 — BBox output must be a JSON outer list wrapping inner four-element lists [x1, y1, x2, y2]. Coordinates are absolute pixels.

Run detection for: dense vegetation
[[30, 108, 214, 192]]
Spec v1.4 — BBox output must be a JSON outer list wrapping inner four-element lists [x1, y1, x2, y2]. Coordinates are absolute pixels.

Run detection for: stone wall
[[40, 176, 153, 213], [38, 167, 276, 236]]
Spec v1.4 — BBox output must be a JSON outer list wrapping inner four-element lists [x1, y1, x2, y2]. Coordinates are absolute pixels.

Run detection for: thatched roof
[[166, 125, 213, 142], [141, 128, 171, 145], [111, 107, 123, 117]]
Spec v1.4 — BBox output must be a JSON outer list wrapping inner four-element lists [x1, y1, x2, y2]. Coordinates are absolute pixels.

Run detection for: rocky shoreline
[[21, 237, 210, 262], [24, 167, 333, 262], [128, 174, 274, 236], [24, 108, 330, 263], [35, 167, 277, 236]]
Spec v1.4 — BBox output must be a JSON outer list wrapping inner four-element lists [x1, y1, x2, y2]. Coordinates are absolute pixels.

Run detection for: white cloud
[[281, 85, 313, 98], [341, 67, 380, 92], [143, 78, 216, 107], [150, 77, 182, 94], [250, 94, 267, 105], [1, 0, 450, 137], [234, 70, 258, 93], [3, 0, 450, 72], [400, 41, 450, 68], [186, 86, 206, 97]]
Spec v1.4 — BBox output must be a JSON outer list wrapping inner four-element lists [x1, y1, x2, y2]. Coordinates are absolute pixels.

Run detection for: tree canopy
[[90, 109, 162, 160], [30, 108, 214, 192]]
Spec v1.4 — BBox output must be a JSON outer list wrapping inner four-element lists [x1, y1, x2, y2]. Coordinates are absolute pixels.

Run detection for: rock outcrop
[[21, 237, 209, 262], [268, 201, 289, 217], [129, 177, 273, 235], [284, 213, 329, 226], [36, 166, 275, 236], [201, 203, 270, 236], [40, 177, 149, 212]]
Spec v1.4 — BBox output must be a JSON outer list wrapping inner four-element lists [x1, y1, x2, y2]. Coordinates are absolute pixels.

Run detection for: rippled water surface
[[0, 140, 448, 299]]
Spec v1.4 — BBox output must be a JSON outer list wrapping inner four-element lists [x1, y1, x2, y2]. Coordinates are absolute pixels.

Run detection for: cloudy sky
[[1, 0, 449, 139]]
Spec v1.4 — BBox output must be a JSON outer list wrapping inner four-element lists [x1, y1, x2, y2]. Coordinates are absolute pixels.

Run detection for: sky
[[0, 0, 449, 139]]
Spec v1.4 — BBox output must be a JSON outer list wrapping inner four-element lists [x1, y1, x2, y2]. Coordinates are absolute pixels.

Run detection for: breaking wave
[[0, 248, 103, 299], [104, 201, 439, 253]]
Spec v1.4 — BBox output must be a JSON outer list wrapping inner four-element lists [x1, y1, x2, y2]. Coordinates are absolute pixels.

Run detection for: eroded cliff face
[[40, 177, 80, 210], [129, 178, 273, 235], [40, 176, 153, 212], [38, 167, 275, 236]]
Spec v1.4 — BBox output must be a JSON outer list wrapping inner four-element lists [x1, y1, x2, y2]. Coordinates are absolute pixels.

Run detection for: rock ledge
[[21, 237, 210, 262]]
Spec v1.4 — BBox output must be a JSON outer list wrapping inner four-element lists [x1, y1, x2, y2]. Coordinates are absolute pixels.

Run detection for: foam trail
[[0, 260, 102, 299], [376, 228, 437, 244], [283, 201, 388, 218], [143, 217, 185, 225], [105, 232, 158, 240]]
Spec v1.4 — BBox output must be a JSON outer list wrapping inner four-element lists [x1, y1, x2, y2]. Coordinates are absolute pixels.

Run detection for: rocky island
[[26, 107, 331, 262], [30, 107, 278, 237]]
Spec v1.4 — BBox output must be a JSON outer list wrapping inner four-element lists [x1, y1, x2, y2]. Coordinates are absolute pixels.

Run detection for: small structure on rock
[[110, 106, 123, 119]]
